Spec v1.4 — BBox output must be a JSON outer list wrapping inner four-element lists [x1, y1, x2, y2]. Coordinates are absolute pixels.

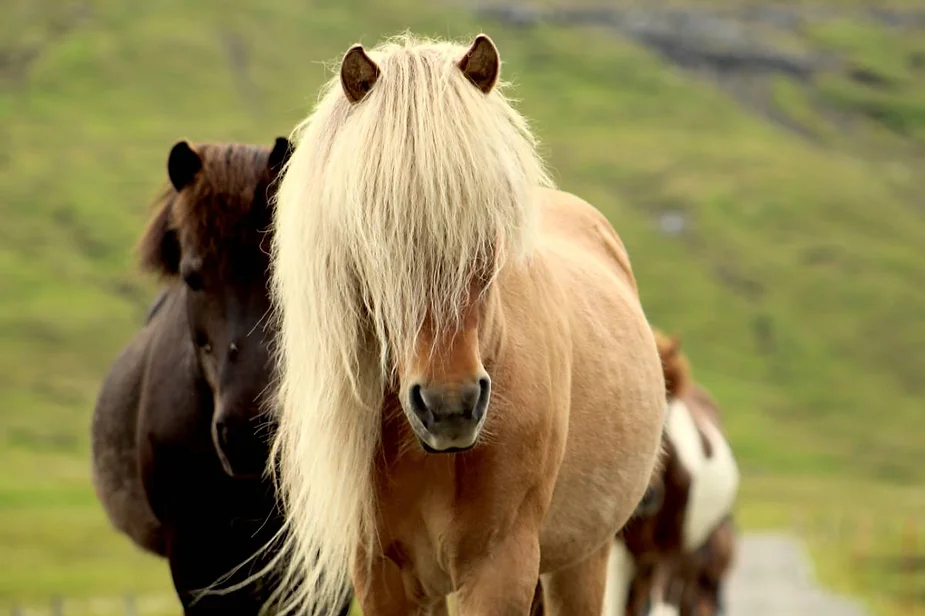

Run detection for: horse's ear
[[268, 136, 293, 175], [457, 34, 500, 94], [137, 196, 181, 277], [167, 140, 202, 191], [340, 44, 380, 104], [668, 335, 682, 356]]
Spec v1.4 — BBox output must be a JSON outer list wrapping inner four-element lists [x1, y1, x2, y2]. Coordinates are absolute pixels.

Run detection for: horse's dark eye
[[182, 270, 204, 291], [195, 333, 212, 353], [180, 257, 205, 291]]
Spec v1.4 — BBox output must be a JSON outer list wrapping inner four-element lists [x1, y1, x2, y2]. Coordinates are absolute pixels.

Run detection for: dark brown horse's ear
[[167, 140, 202, 191], [268, 136, 292, 174], [340, 45, 380, 104], [457, 34, 500, 94], [137, 197, 181, 277]]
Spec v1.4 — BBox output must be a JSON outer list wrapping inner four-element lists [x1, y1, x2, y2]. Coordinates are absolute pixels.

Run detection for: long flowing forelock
[[267, 33, 552, 615], [330, 35, 552, 366], [171, 144, 274, 278]]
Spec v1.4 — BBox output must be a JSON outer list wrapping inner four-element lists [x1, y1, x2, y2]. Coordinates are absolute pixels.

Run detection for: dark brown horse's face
[[139, 137, 292, 479], [183, 270, 274, 479]]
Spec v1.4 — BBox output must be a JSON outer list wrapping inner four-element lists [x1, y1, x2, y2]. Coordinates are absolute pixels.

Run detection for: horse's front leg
[[425, 596, 451, 616], [353, 555, 428, 616], [453, 528, 541, 616], [541, 539, 613, 616]]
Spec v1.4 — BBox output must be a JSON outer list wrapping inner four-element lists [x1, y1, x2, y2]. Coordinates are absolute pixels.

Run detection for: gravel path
[[726, 533, 869, 616]]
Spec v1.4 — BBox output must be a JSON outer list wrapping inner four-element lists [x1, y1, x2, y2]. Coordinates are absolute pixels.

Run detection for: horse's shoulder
[[90, 317, 167, 555], [94, 293, 174, 422], [134, 288, 204, 437], [91, 293, 182, 527], [134, 295, 212, 511], [144, 289, 170, 324]]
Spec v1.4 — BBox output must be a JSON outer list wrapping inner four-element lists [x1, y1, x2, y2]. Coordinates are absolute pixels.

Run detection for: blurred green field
[[1, 0, 923, 613]]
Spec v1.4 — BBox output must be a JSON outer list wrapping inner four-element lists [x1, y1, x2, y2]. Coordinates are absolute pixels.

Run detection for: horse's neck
[[665, 397, 739, 553]]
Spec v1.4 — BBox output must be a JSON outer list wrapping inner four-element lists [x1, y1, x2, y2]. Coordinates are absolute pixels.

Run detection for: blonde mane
[[267, 33, 552, 614]]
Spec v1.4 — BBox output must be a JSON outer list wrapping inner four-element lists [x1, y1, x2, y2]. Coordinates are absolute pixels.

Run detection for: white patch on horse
[[665, 399, 740, 552], [601, 538, 634, 616], [649, 602, 681, 616]]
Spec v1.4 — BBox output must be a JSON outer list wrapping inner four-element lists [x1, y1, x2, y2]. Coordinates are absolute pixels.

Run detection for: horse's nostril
[[472, 377, 491, 421], [410, 384, 424, 410], [478, 377, 490, 403], [410, 380, 491, 421], [409, 384, 434, 427]]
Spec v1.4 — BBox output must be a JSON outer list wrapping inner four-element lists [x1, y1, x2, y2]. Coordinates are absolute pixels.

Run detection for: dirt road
[[726, 533, 868, 616]]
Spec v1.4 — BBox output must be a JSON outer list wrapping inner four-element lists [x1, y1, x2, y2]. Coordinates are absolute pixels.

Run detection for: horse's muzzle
[[405, 378, 490, 453], [212, 415, 270, 478]]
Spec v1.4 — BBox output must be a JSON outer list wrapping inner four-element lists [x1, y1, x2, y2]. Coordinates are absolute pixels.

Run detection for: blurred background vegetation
[[1, 0, 923, 613]]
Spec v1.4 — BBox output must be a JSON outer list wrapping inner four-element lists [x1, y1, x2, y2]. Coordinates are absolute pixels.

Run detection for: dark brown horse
[[90, 138, 352, 615]]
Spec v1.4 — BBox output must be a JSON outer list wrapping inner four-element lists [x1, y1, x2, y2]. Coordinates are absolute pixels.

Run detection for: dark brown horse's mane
[[653, 329, 693, 400], [136, 142, 283, 281]]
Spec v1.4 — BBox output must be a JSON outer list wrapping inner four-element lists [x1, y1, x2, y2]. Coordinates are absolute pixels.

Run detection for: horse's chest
[[665, 400, 740, 552], [373, 456, 457, 597]]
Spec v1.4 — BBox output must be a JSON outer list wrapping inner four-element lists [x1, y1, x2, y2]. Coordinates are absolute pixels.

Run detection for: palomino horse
[[266, 33, 666, 615], [91, 138, 353, 615], [616, 331, 740, 616]]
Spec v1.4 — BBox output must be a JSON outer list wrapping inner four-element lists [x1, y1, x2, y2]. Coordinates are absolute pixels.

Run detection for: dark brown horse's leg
[[165, 525, 269, 616]]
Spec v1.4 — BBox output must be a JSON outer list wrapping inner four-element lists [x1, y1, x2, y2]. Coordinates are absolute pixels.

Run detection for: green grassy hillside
[[1, 0, 922, 613]]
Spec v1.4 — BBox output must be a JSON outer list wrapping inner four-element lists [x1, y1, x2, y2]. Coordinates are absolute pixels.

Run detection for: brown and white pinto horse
[[606, 331, 740, 616], [264, 33, 666, 616]]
